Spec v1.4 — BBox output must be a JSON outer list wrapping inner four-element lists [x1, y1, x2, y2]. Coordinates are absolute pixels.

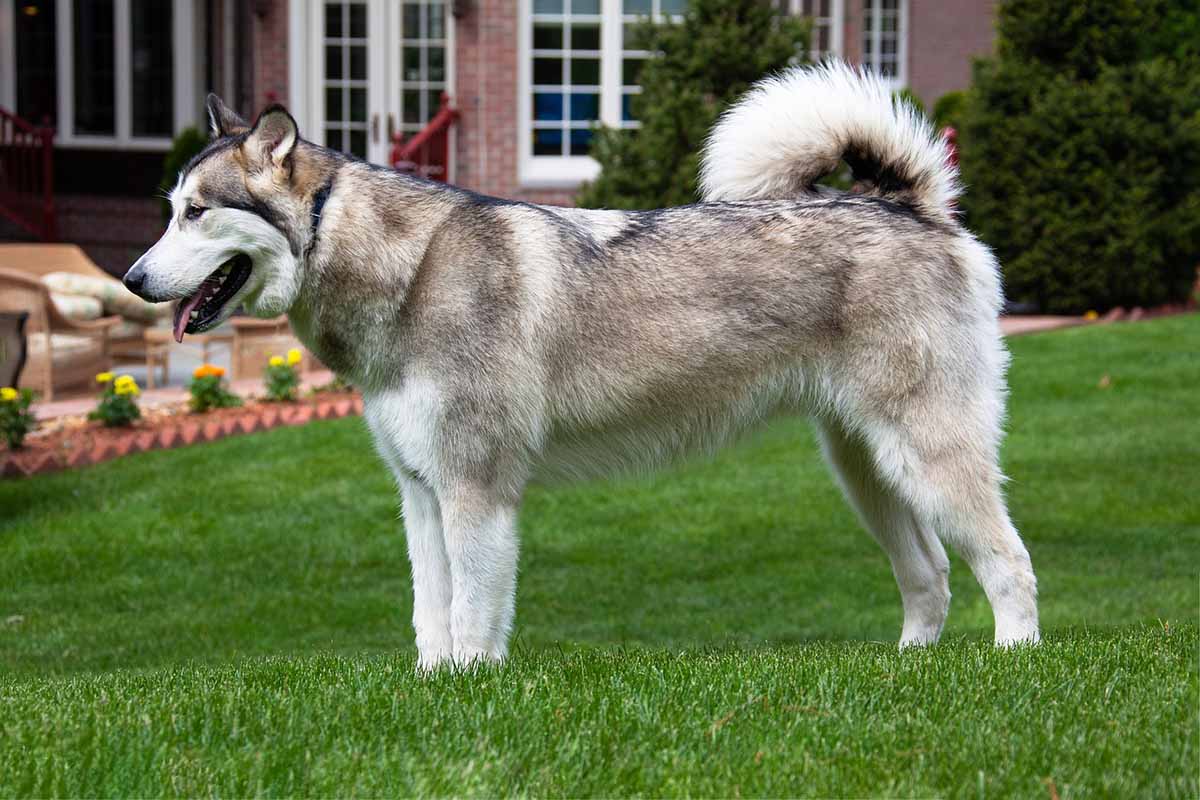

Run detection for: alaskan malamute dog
[[125, 64, 1039, 668]]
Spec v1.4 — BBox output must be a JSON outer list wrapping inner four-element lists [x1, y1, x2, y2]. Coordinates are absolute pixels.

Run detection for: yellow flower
[[113, 375, 139, 396], [286, 348, 303, 366], [0, 387, 17, 402], [95, 372, 114, 384], [269, 355, 285, 367]]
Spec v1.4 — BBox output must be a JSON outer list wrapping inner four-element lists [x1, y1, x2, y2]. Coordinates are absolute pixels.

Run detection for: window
[[861, 0, 906, 88], [774, 0, 844, 63], [519, 0, 686, 186], [2, 0, 195, 148], [13, 0, 58, 126], [529, 0, 603, 159], [322, 2, 369, 157], [399, 1, 449, 137]]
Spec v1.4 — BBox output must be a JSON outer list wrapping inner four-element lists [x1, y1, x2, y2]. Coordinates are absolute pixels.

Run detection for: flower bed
[[1, 391, 362, 479]]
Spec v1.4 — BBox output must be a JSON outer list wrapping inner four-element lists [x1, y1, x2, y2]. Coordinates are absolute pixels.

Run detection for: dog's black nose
[[123, 262, 147, 298]]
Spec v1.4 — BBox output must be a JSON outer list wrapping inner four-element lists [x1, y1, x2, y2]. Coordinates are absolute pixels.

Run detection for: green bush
[[159, 127, 209, 219], [932, 90, 966, 131], [578, 0, 809, 210], [189, 365, 241, 413], [958, 0, 1200, 313], [263, 350, 303, 403], [0, 386, 36, 449], [88, 373, 141, 428]]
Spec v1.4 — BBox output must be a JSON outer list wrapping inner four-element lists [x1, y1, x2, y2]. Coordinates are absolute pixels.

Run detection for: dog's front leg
[[397, 474, 454, 671], [439, 483, 520, 667]]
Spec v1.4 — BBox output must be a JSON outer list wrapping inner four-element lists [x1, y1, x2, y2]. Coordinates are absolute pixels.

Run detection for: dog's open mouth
[[172, 254, 252, 342]]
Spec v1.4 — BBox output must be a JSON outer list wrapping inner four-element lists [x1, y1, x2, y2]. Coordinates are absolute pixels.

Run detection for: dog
[[124, 63, 1039, 669]]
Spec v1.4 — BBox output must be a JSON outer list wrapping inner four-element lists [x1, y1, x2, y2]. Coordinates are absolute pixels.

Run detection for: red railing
[[0, 108, 55, 241], [390, 94, 458, 182]]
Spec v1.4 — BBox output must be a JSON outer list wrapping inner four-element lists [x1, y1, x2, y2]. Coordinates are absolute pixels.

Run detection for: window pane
[[533, 129, 563, 156], [661, 0, 687, 12], [571, 0, 600, 13], [326, 45, 343, 80], [533, 23, 563, 49], [403, 3, 422, 34], [325, 128, 343, 151], [350, 88, 367, 121], [569, 93, 598, 121], [349, 45, 367, 79], [569, 128, 593, 155], [74, 0, 116, 135], [131, 0, 174, 136], [428, 47, 445, 82], [404, 47, 421, 81], [570, 23, 600, 50], [622, 58, 643, 86], [326, 3, 343, 37], [533, 57, 563, 85], [623, 0, 652, 13], [534, 0, 564, 11], [326, 88, 344, 121], [350, 129, 367, 157], [621, 93, 636, 122], [403, 90, 421, 123], [349, 3, 367, 37], [533, 93, 564, 121], [428, 4, 445, 38], [14, 0, 57, 126], [570, 58, 600, 86]]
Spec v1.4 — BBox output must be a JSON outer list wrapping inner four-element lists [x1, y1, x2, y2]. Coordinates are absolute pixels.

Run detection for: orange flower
[[192, 364, 225, 379]]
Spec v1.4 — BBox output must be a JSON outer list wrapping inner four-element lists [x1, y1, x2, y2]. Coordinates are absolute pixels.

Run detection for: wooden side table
[[142, 327, 234, 389]]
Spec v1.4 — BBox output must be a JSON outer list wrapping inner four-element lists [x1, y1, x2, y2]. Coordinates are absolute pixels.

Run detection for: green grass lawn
[[2, 314, 1198, 796]]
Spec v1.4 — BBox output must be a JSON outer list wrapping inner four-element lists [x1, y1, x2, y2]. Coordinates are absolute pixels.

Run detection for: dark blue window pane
[[569, 93, 599, 121], [533, 129, 563, 155], [570, 128, 593, 155], [534, 93, 564, 121], [621, 94, 636, 122]]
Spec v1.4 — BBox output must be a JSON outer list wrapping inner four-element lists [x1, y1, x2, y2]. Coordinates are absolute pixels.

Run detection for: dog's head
[[125, 95, 329, 342]]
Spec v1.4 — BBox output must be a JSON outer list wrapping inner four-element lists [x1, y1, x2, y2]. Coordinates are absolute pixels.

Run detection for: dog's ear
[[206, 93, 248, 138], [246, 105, 299, 171]]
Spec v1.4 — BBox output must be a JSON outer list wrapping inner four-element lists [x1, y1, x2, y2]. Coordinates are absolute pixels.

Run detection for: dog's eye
[[185, 205, 206, 221]]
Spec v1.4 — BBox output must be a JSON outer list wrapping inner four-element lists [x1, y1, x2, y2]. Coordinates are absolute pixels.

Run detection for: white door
[[312, 0, 452, 165]]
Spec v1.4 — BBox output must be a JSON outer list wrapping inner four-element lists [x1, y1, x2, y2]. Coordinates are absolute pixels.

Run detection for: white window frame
[[0, 0, 198, 150], [518, 0, 613, 188], [777, 0, 844, 62], [860, 0, 907, 90], [289, 0, 457, 168]]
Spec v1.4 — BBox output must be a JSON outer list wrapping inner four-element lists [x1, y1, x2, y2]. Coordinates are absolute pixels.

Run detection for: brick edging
[[1, 396, 364, 479]]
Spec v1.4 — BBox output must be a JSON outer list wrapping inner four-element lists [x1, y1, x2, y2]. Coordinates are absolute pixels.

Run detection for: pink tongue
[[173, 280, 217, 343]]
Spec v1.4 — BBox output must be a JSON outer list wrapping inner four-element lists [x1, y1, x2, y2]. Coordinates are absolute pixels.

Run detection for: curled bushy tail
[[700, 62, 959, 225]]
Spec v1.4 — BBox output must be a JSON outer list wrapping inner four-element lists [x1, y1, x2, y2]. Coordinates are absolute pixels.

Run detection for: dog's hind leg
[[396, 474, 455, 670], [817, 419, 952, 646], [439, 482, 521, 667], [862, 409, 1040, 647]]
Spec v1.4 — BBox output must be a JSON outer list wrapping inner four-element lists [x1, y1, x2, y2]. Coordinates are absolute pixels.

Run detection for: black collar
[[306, 179, 334, 255]]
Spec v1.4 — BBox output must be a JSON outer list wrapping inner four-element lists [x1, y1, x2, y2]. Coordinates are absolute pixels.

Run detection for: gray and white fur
[[126, 63, 1039, 669]]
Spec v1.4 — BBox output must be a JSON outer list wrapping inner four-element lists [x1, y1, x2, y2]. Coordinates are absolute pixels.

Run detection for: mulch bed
[[2, 392, 362, 479]]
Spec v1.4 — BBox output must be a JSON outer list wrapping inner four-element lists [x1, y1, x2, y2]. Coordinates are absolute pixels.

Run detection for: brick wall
[[453, 1, 576, 206], [906, 0, 996, 105], [55, 195, 163, 278], [253, 1, 290, 109]]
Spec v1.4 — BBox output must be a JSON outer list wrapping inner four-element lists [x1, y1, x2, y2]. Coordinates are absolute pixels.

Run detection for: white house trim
[[0, 0, 15, 111]]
